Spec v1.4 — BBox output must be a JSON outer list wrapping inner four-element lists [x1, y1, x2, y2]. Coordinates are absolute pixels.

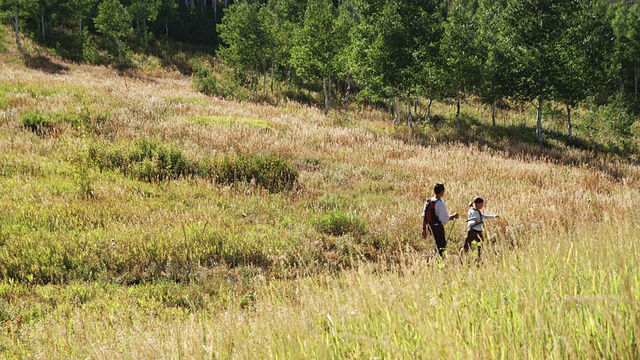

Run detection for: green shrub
[[128, 138, 191, 181], [89, 138, 191, 181], [89, 139, 297, 191], [52, 112, 85, 129], [82, 35, 100, 65], [192, 64, 218, 95], [20, 111, 52, 134], [212, 155, 298, 193], [312, 210, 366, 237], [192, 61, 248, 100], [89, 141, 127, 171]]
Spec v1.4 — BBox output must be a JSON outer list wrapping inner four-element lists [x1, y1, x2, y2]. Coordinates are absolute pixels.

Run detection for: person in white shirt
[[421, 183, 459, 257], [459, 197, 498, 262]]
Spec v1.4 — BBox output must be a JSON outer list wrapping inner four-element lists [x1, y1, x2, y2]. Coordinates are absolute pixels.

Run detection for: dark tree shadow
[[117, 68, 159, 84], [406, 113, 639, 181], [22, 53, 69, 74]]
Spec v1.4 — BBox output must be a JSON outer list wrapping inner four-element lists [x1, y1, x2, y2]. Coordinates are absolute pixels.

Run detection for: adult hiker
[[421, 183, 459, 257], [459, 197, 499, 262]]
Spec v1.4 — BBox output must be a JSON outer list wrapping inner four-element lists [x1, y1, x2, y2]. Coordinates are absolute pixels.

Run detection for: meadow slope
[[1, 45, 639, 359]]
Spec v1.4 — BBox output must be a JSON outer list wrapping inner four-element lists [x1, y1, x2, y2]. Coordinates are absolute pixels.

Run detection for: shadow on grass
[[22, 53, 69, 74], [403, 113, 639, 180]]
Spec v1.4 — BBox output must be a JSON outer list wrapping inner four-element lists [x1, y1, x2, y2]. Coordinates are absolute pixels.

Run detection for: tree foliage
[[290, 0, 345, 114], [1, 0, 639, 142]]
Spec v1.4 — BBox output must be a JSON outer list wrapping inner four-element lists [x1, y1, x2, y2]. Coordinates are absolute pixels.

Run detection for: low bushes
[[89, 138, 298, 192], [312, 210, 366, 237], [212, 155, 299, 193], [19, 111, 53, 135]]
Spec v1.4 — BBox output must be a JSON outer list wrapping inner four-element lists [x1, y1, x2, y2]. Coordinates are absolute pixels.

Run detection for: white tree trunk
[[567, 104, 573, 141], [343, 74, 351, 105], [143, 18, 148, 39], [41, 9, 45, 44], [323, 77, 331, 115], [455, 91, 461, 128], [393, 95, 400, 124], [536, 97, 543, 144], [491, 101, 496, 127], [117, 38, 122, 66], [14, 6, 21, 50], [635, 63, 638, 112]]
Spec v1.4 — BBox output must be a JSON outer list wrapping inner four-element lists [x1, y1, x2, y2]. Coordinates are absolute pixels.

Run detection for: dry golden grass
[[1, 39, 639, 358]]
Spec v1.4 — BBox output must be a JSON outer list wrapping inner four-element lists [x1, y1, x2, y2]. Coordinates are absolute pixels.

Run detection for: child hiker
[[459, 197, 498, 262]]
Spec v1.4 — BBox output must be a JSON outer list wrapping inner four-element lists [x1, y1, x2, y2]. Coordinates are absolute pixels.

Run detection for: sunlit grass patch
[[0, 82, 59, 99], [166, 95, 210, 107], [185, 115, 273, 130], [311, 210, 367, 237], [0, 82, 94, 104]]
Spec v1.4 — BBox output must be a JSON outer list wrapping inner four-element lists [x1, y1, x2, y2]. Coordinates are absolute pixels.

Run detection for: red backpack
[[423, 198, 441, 226]]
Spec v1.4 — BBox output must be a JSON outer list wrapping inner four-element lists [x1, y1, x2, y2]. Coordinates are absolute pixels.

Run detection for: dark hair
[[434, 183, 445, 195], [469, 197, 484, 207]]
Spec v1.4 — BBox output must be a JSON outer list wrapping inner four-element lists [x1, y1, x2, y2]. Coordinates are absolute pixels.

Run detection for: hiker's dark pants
[[463, 229, 484, 251], [429, 224, 446, 257]]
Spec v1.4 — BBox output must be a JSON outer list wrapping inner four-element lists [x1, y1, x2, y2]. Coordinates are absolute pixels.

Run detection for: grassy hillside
[[1, 32, 639, 358]]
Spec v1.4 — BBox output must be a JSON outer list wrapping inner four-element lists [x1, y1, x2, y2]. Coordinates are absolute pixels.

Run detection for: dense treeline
[[0, 0, 228, 60], [216, 0, 640, 144], [1, 0, 639, 143]]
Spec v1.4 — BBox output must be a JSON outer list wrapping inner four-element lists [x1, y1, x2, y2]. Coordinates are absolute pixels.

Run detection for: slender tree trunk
[[635, 62, 638, 113], [323, 77, 330, 115], [270, 66, 275, 94], [224, 0, 228, 8], [14, 6, 21, 50], [117, 38, 122, 66], [328, 77, 332, 113], [344, 74, 351, 105], [165, 16, 169, 37], [393, 95, 400, 124], [214, 0, 217, 21], [41, 9, 46, 45], [567, 104, 573, 141], [455, 91, 461, 128], [536, 97, 543, 144], [263, 71, 267, 92], [491, 101, 496, 127], [143, 18, 148, 39], [427, 98, 433, 118]]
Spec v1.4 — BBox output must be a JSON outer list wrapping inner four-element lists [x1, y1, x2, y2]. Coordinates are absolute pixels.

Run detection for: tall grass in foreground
[[4, 218, 638, 359], [2, 39, 640, 359]]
